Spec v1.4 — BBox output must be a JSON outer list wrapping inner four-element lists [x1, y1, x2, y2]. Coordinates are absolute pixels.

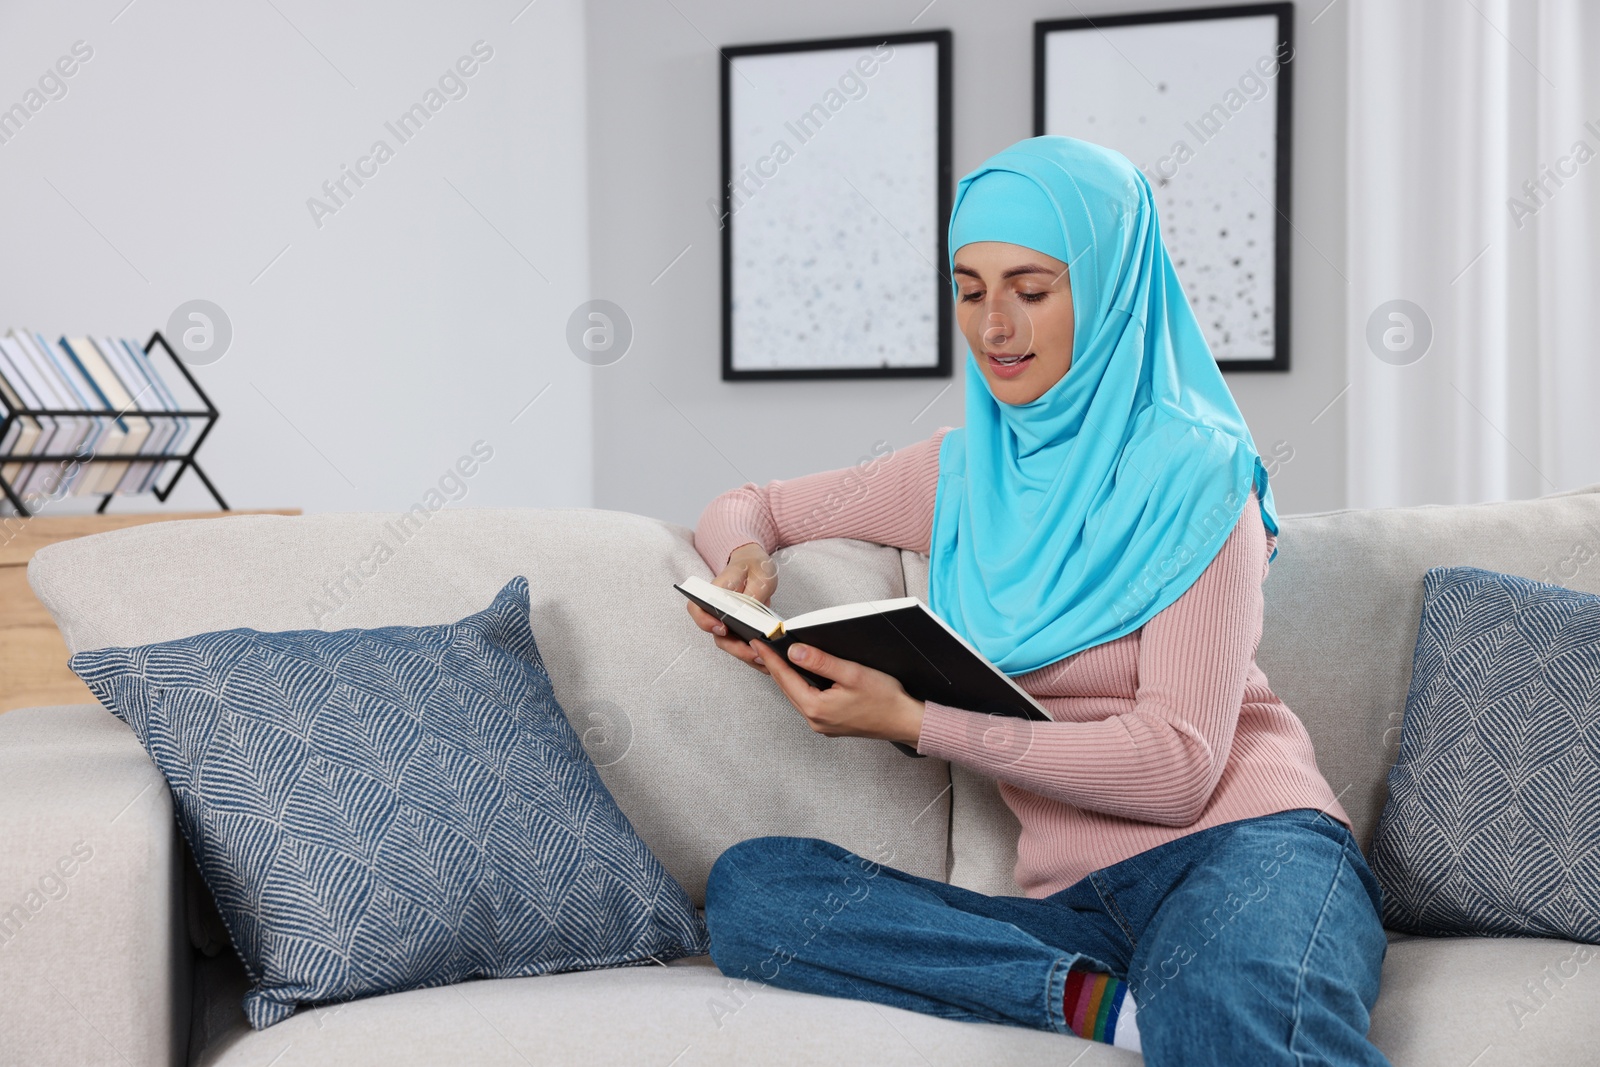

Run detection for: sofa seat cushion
[[189, 950, 1134, 1066], [190, 931, 1600, 1065], [1368, 934, 1599, 1067]]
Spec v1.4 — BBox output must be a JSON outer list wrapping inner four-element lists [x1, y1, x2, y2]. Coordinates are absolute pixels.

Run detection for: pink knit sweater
[[693, 427, 1347, 896]]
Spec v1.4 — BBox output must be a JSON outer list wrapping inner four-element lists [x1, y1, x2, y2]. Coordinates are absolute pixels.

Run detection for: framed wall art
[[1036, 3, 1294, 371], [719, 30, 952, 380]]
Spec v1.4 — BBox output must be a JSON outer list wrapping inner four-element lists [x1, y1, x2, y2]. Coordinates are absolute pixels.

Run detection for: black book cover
[[677, 583, 1050, 756]]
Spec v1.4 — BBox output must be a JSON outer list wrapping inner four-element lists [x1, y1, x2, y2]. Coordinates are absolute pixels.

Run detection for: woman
[[685, 136, 1390, 1066]]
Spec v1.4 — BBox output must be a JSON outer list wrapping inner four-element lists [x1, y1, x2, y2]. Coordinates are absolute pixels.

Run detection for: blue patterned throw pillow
[[1370, 566, 1600, 943], [70, 577, 708, 1028]]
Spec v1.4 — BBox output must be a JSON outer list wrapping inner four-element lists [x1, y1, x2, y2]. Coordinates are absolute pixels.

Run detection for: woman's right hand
[[686, 542, 779, 675]]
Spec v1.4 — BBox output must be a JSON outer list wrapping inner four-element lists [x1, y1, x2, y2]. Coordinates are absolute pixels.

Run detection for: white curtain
[[1347, 0, 1600, 508]]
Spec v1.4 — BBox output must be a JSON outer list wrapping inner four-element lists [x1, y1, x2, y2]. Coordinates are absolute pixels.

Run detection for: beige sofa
[[3, 490, 1599, 1066]]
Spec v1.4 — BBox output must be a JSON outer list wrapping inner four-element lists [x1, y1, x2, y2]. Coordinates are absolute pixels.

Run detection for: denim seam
[[1088, 871, 1138, 947], [1046, 954, 1074, 1035], [1288, 841, 1350, 1067]]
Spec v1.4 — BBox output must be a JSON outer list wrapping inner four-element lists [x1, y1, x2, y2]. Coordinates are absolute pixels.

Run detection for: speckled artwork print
[[727, 42, 940, 371], [1042, 14, 1283, 362]]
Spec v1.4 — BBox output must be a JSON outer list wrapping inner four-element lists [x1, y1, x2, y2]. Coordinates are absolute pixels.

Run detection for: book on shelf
[[0, 363, 40, 489], [62, 335, 151, 495], [108, 336, 183, 492], [120, 336, 192, 488], [40, 332, 117, 494], [0, 329, 215, 508], [4, 330, 93, 497], [1, 334, 55, 496], [674, 574, 1050, 754], [93, 336, 161, 492]]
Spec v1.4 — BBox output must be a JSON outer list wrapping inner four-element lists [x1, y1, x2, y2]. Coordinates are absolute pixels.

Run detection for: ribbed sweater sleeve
[[693, 427, 954, 572], [916, 494, 1270, 827]]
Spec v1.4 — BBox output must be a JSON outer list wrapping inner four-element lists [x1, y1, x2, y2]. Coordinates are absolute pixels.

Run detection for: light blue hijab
[[928, 135, 1279, 675]]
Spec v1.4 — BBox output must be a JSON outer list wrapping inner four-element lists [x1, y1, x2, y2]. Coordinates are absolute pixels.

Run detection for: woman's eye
[[960, 290, 984, 302], [1018, 291, 1048, 303]]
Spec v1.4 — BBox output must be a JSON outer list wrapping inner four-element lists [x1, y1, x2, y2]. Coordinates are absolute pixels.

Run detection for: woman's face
[[953, 241, 1074, 405]]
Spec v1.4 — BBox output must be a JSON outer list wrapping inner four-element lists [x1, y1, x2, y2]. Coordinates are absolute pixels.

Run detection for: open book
[[675, 575, 1051, 755]]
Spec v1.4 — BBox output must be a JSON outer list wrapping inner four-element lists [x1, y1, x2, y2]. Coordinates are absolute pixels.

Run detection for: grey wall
[[0, 0, 591, 517], [0, 1, 1349, 526], [587, 0, 1351, 529]]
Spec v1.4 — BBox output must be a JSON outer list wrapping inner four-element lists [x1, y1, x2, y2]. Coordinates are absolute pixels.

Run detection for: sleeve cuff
[[694, 486, 781, 572]]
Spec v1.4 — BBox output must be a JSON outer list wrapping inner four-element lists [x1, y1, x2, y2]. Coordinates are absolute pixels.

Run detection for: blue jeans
[[704, 809, 1391, 1066]]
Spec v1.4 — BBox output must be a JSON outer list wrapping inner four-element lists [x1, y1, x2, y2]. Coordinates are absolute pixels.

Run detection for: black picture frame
[[1034, 3, 1294, 372], [719, 30, 953, 381]]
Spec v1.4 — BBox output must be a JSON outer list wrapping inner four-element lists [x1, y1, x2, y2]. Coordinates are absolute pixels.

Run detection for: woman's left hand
[[751, 639, 925, 746]]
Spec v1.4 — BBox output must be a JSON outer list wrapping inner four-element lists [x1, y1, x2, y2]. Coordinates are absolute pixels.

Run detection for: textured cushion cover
[[1371, 567, 1600, 942], [69, 576, 709, 1028]]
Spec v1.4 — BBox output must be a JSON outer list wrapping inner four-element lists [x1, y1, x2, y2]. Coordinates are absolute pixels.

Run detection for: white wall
[[586, 0, 1352, 527], [0, 0, 591, 516]]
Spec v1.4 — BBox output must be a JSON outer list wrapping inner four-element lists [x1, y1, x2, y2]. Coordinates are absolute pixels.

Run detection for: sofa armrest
[[0, 705, 189, 1067]]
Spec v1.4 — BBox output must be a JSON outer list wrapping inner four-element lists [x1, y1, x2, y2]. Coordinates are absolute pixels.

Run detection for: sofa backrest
[[27, 508, 952, 905], [34, 487, 1600, 904], [1257, 485, 1600, 848], [911, 484, 1600, 896]]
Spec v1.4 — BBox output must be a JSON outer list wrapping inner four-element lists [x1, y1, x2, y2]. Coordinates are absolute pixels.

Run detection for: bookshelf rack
[[0, 330, 228, 518]]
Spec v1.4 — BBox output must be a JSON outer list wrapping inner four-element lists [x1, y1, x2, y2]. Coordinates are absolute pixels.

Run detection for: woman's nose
[[983, 311, 1011, 348]]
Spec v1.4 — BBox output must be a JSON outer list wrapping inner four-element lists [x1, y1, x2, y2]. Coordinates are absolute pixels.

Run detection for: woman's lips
[[986, 352, 1034, 379]]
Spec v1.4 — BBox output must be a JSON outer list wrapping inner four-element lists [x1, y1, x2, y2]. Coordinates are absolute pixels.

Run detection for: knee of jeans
[[705, 838, 820, 922], [704, 840, 781, 975]]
